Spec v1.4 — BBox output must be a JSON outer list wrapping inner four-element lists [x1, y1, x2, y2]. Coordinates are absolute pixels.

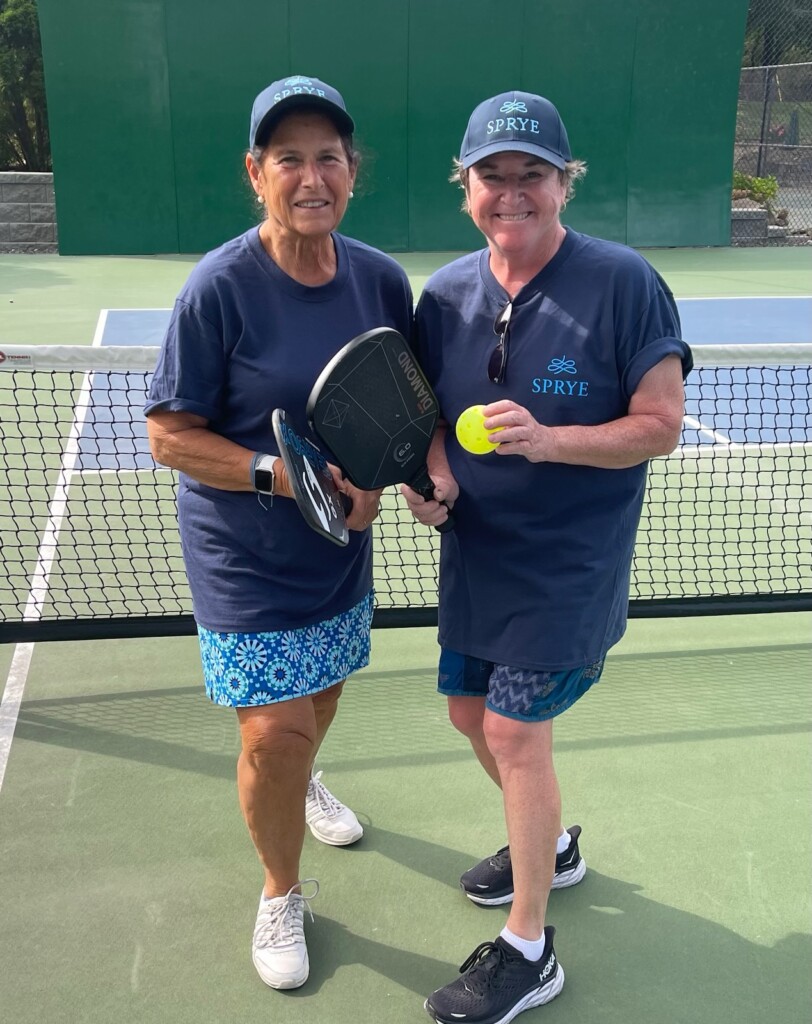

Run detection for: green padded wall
[[37, 0, 749, 255]]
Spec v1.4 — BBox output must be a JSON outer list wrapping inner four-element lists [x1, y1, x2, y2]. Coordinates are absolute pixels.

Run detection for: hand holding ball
[[455, 405, 503, 454]]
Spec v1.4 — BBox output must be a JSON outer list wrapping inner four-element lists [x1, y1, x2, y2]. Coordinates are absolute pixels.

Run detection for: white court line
[[0, 645, 34, 794], [92, 309, 109, 346], [678, 440, 812, 456], [88, 467, 172, 476], [678, 294, 812, 301], [24, 378, 95, 616], [682, 415, 733, 446], [0, 337, 101, 797]]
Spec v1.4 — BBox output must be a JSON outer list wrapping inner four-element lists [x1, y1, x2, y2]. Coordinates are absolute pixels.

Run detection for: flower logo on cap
[[500, 101, 528, 114], [285, 76, 313, 87]]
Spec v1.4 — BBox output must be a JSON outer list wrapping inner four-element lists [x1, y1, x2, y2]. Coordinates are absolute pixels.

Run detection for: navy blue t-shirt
[[145, 228, 413, 633], [414, 229, 692, 670]]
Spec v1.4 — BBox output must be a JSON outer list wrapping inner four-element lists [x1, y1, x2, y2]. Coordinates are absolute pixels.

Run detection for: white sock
[[556, 829, 571, 855], [501, 926, 546, 962]]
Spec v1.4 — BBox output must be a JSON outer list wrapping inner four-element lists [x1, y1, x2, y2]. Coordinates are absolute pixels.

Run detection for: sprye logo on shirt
[[548, 356, 577, 374], [532, 356, 589, 397]]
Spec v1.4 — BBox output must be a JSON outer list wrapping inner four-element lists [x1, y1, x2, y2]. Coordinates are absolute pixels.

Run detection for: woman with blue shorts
[[145, 75, 412, 991], [402, 91, 692, 1024]]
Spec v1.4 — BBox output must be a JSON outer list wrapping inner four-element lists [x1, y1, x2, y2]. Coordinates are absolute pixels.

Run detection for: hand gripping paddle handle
[[409, 468, 455, 534]]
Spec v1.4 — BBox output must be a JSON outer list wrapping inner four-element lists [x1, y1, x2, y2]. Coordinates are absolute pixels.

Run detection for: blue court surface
[[82, 296, 811, 474], [675, 295, 811, 346], [94, 296, 812, 349]]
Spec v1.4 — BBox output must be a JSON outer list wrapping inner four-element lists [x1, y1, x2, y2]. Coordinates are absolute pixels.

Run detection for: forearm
[[148, 418, 292, 496], [545, 413, 682, 469], [151, 423, 255, 489], [487, 354, 686, 469]]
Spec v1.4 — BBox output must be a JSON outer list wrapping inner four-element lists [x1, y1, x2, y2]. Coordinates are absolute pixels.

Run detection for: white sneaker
[[305, 771, 363, 846], [251, 880, 318, 990]]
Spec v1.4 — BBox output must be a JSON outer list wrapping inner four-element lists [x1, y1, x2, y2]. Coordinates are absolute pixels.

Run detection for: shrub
[[732, 171, 779, 207]]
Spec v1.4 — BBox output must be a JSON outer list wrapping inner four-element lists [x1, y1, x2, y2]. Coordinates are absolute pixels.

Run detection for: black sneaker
[[424, 927, 564, 1024], [460, 826, 585, 906]]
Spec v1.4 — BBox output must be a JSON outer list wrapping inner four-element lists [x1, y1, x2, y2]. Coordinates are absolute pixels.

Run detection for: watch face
[[253, 456, 276, 494], [255, 468, 274, 493]]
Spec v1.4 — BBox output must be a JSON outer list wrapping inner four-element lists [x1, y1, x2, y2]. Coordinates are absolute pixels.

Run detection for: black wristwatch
[[251, 453, 277, 496]]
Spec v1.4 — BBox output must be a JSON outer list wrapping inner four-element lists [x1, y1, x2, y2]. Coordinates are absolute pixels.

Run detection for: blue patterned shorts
[[438, 648, 605, 722], [198, 592, 374, 707]]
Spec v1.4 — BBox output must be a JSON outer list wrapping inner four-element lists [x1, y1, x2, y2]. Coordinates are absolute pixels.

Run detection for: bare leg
[[309, 680, 345, 770], [236, 697, 318, 898], [484, 712, 559, 940], [447, 695, 501, 786]]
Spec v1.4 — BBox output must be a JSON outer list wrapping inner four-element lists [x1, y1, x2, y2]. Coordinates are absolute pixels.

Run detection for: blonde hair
[[450, 156, 587, 212]]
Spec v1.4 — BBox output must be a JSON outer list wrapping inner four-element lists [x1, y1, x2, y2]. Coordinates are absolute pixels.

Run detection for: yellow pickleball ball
[[455, 405, 503, 455]]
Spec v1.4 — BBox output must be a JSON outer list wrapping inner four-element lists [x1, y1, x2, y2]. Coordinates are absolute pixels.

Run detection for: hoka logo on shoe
[[540, 952, 556, 981]]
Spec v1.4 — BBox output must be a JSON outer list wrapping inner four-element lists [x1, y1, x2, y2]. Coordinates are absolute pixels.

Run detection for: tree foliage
[[0, 0, 50, 171], [743, 0, 812, 67]]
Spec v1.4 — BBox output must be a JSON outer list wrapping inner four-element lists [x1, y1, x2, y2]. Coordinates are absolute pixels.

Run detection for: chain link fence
[[733, 1, 812, 245], [734, 62, 812, 243]]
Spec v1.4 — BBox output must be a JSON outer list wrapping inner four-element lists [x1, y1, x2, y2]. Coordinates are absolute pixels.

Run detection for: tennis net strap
[[1, 343, 810, 642]]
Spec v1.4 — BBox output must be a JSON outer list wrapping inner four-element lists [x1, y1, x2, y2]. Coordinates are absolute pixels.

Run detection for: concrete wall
[[0, 173, 58, 253]]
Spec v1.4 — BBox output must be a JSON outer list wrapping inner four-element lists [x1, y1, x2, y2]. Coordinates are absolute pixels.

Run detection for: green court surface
[[1, 245, 811, 1024], [0, 614, 810, 1024], [1, 245, 811, 346]]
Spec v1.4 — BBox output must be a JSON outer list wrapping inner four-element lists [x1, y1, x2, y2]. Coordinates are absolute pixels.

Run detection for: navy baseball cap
[[460, 91, 571, 170], [249, 75, 355, 149]]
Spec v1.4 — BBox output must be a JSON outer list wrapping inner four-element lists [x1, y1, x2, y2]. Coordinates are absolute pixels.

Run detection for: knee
[[448, 698, 485, 739], [482, 713, 538, 765], [240, 718, 315, 774]]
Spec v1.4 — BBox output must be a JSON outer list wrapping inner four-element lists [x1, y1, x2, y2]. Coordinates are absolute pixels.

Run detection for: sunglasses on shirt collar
[[488, 300, 513, 384]]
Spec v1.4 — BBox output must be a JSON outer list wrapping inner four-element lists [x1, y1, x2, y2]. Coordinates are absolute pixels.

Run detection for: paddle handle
[[409, 468, 455, 534]]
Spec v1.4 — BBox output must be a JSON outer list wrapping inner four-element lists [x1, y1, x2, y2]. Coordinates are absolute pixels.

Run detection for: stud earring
[[256, 194, 265, 204], [349, 191, 354, 198]]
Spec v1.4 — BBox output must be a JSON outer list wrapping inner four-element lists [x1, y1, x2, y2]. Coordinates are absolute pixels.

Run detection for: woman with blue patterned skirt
[[145, 75, 412, 991]]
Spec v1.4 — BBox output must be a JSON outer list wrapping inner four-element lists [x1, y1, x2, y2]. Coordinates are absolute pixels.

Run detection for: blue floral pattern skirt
[[198, 591, 374, 707]]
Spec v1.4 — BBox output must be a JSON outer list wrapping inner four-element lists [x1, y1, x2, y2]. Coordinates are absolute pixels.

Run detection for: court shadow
[[361, 823, 476, 892], [551, 869, 810, 1024], [0, 260, 71, 296], [14, 689, 238, 780], [250, 867, 810, 1022], [300, 861, 810, 1022], [346, 829, 810, 1022], [278, 913, 457, 999]]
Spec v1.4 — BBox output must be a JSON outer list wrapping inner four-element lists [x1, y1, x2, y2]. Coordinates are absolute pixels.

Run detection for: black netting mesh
[[1, 352, 810, 643]]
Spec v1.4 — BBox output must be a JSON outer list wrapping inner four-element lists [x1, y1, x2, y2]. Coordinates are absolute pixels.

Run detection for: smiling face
[[465, 151, 568, 259], [248, 110, 356, 243]]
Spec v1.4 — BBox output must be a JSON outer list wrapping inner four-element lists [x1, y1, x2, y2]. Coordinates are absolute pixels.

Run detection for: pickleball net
[[1, 342, 810, 643]]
